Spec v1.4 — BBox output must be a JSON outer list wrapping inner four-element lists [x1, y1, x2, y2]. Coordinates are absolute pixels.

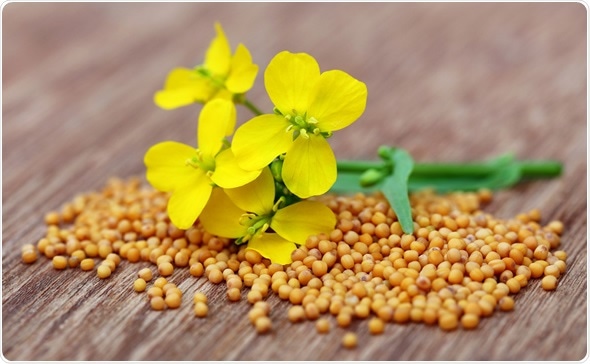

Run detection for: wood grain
[[2, 3, 586, 361]]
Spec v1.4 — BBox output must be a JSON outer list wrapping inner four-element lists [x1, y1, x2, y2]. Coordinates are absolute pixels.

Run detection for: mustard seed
[[248, 307, 267, 325], [255, 316, 272, 334], [52, 256, 68, 270], [134, 278, 147, 292], [288, 305, 305, 323], [499, 296, 514, 311], [194, 302, 208, 317], [227, 287, 241, 302], [44, 212, 60, 225], [154, 277, 167, 289], [97, 265, 111, 279], [165, 293, 181, 309], [80, 258, 94, 271], [158, 262, 174, 277], [189, 263, 204, 277], [138, 268, 153, 282], [208, 269, 224, 284], [147, 286, 163, 298], [438, 314, 458, 331], [461, 313, 479, 329], [22, 250, 38, 264], [541, 275, 557, 291], [368, 317, 385, 335], [254, 301, 270, 315], [342, 332, 358, 349], [315, 318, 330, 334], [150, 296, 166, 311], [193, 292, 207, 304]]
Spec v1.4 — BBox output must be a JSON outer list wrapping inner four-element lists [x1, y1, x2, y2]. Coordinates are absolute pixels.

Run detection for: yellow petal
[[204, 23, 231, 77], [282, 135, 337, 198], [197, 99, 236, 158], [211, 149, 262, 189], [144, 141, 196, 192], [307, 70, 368, 131], [232, 114, 293, 171], [154, 89, 195, 110], [154, 68, 211, 109], [271, 201, 336, 244], [247, 233, 295, 265], [167, 169, 213, 229], [224, 167, 274, 215], [264, 51, 320, 116], [226, 44, 258, 94], [200, 188, 248, 238]]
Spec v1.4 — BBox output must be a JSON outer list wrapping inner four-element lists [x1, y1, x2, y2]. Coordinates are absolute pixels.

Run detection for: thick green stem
[[335, 160, 385, 173], [243, 99, 263, 116], [336, 159, 562, 178]]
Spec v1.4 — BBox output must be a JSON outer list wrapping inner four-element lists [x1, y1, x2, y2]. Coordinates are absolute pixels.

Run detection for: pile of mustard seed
[[22, 177, 567, 347]]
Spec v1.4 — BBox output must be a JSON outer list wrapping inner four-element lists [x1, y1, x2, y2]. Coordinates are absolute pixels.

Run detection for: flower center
[[236, 197, 286, 244], [195, 66, 226, 89], [275, 108, 333, 140], [185, 149, 216, 172], [237, 213, 271, 244]]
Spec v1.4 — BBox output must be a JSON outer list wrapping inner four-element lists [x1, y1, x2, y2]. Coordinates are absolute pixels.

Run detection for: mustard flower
[[144, 99, 261, 229], [231, 51, 368, 198], [154, 23, 258, 110], [199, 167, 336, 265]]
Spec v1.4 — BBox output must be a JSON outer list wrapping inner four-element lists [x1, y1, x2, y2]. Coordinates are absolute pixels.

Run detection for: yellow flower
[[154, 22, 258, 110], [144, 99, 260, 229], [200, 167, 336, 265], [231, 51, 367, 198]]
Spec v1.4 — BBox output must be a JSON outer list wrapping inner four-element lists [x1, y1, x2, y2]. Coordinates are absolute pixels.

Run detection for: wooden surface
[[2, 3, 587, 361]]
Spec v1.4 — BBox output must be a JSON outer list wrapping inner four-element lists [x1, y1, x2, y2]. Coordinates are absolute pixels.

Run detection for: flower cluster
[[145, 23, 367, 264]]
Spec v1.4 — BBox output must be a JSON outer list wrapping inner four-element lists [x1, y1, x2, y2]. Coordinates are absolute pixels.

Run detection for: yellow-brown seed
[[154, 277, 168, 289], [134, 278, 147, 292], [288, 305, 306, 323], [194, 302, 208, 317], [255, 316, 272, 334], [80, 258, 94, 271], [541, 275, 558, 291], [52, 256, 68, 270], [316, 318, 330, 334], [44, 212, 60, 225], [461, 313, 480, 329], [158, 262, 174, 277], [499, 296, 514, 311], [165, 293, 181, 309], [147, 286, 163, 298], [22, 250, 38, 264], [227, 288, 241, 302], [97, 265, 111, 279], [368, 318, 385, 335], [138, 268, 153, 282], [438, 314, 458, 331], [150, 296, 166, 311], [193, 292, 208, 304], [342, 332, 358, 349]]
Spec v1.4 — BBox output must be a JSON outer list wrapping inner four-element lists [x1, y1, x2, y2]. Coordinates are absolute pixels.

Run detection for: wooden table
[[2, 3, 586, 360]]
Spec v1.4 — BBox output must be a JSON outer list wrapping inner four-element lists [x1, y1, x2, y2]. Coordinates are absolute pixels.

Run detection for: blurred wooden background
[[2, 3, 586, 360]]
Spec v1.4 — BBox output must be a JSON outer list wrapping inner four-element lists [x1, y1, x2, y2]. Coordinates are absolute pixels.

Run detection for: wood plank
[[2, 3, 586, 360]]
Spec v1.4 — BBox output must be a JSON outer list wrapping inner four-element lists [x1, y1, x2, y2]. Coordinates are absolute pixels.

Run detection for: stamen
[[272, 196, 286, 212]]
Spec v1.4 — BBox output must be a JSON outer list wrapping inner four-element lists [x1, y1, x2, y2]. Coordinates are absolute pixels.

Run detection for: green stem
[[335, 160, 385, 173], [243, 99, 263, 116], [336, 159, 562, 179]]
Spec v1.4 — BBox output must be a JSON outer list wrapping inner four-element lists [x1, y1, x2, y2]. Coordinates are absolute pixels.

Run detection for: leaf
[[380, 148, 414, 234], [330, 172, 378, 194]]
